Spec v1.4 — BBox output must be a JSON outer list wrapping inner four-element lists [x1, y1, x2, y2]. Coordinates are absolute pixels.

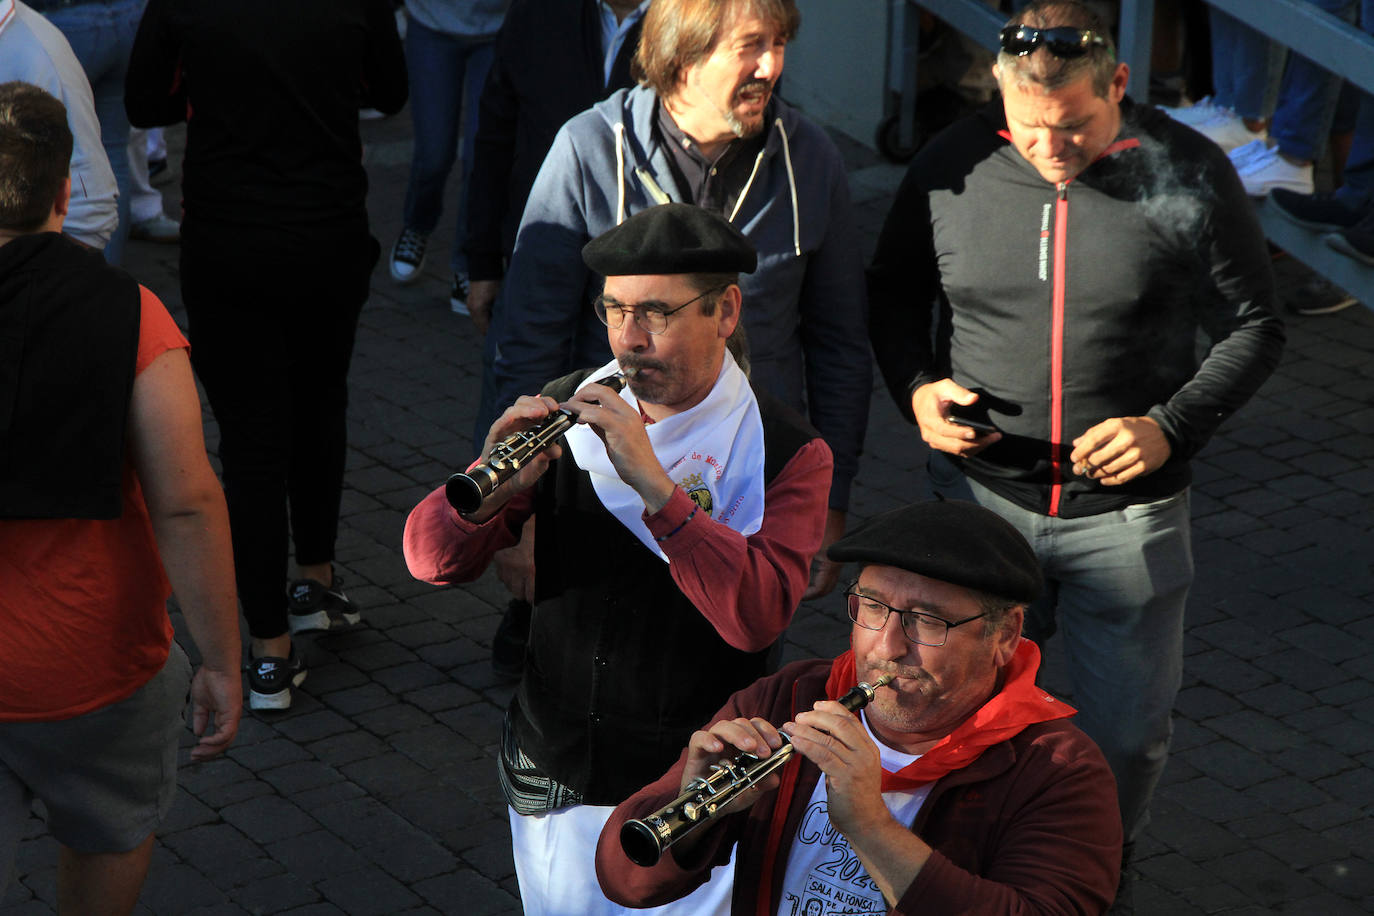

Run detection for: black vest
[[0, 233, 140, 519], [512, 369, 821, 804]]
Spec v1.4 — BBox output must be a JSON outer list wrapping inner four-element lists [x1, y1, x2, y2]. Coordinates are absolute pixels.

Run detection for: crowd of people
[[11, 0, 1346, 912]]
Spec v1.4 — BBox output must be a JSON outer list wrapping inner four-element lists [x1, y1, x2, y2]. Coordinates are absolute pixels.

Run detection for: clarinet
[[445, 371, 627, 514], [619, 674, 895, 867]]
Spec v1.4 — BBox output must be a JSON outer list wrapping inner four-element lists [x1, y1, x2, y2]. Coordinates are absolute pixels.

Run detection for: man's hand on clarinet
[[564, 383, 675, 513], [465, 395, 563, 522], [682, 716, 789, 814]]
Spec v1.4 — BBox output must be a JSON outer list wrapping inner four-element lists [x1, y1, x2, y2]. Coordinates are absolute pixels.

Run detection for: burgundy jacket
[[596, 658, 1122, 915]]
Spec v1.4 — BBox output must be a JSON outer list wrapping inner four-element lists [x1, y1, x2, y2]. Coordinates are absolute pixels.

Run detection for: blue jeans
[[1208, 9, 1280, 121], [928, 453, 1192, 844], [400, 18, 494, 275], [43, 0, 145, 266], [1270, 0, 1373, 161]]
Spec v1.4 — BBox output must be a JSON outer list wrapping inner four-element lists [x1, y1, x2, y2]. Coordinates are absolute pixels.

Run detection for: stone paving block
[[1236, 525, 1316, 557], [1278, 621, 1366, 663], [1161, 775, 1270, 822], [1308, 856, 1374, 898], [162, 791, 221, 833], [137, 863, 228, 913], [1204, 708, 1307, 753], [162, 822, 264, 869], [412, 871, 518, 915], [389, 724, 484, 771], [195, 776, 278, 810], [1271, 743, 1359, 783], [220, 795, 322, 845], [179, 757, 257, 795], [1291, 800, 1368, 832], [361, 831, 458, 884], [1254, 648, 1352, 692], [339, 752, 436, 801], [316, 867, 422, 916], [1236, 681, 1318, 717], [1213, 846, 1327, 908], [1307, 713, 1374, 757], [229, 737, 315, 772], [321, 683, 397, 717], [1192, 618, 1284, 658], [403, 681, 481, 713], [273, 709, 358, 744], [1175, 739, 1283, 789], [1186, 649, 1274, 693], [1193, 508, 1266, 538], [1284, 586, 1372, 626], [263, 830, 369, 885], [372, 661, 449, 694], [338, 641, 420, 673], [231, 871, 321, 913], [1315, 765, 1374, 809], [307, 730, 391, 767], [1246, 774, 1334, 815], [434, 704, 504, 748], [360, 602, 434, 630], [293, 661, 369, 696], [354, 702, 435, 736], [385, 620, 462, 650], [1319, 676, 1374, 706], [260, 760, 348, 796]]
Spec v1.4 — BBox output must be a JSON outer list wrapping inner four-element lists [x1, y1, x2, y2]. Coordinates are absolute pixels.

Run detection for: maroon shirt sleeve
[[645, 437, 833, 652], [402, 485, 534, 585]]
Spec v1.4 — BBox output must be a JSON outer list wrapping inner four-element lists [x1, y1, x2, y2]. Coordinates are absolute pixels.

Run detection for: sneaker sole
[[1325, 233, 1374, 267], [288, 609, 362, 634], [390, 263, 425, 285], [249, 670, 308, 710], [1289, 297, 1358, 316]]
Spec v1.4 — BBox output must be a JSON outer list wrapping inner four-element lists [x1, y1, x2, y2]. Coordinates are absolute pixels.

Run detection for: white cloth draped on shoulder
[[563, 352, 765, 561]]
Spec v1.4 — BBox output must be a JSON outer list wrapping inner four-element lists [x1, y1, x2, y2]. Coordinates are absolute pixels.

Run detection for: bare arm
[[127, 347, 241, 761]]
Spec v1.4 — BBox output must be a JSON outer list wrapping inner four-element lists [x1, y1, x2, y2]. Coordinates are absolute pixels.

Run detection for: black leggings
[[180, 237, 377, 639]]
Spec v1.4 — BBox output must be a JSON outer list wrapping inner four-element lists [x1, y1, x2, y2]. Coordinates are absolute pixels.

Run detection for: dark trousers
[[180, 234, 377, 639]]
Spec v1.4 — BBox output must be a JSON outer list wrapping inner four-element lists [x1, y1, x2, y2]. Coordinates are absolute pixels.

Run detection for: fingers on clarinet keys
[[446, 373, 627, 513], [617, 676, 892, 867]]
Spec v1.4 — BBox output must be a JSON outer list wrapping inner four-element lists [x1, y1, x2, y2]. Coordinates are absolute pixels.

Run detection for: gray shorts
[[0, 642, 191, 866]]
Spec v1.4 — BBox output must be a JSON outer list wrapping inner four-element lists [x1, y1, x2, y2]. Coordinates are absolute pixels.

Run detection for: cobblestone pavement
[[3, 106, 1372, 915]]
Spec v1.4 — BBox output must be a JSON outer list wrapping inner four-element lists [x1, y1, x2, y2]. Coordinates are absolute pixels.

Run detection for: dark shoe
[[450, 271, 470, 316], [147, 156, 167, 179], [388, 228, 428, 284], [1270, 189, 1367, 232], [247, 645, 307, 711], [1285, 275, 1358, 316], [287, 574, 362, 634], [491, 599, 532, 683], [1326, 226, 1374, 266]]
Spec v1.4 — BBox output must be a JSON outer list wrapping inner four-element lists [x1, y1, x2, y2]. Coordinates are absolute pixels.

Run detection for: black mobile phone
[[947, 402, 998, 434]]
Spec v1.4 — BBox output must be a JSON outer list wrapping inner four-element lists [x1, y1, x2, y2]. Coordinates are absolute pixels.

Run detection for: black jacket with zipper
[[868, 96, 1285, 518]]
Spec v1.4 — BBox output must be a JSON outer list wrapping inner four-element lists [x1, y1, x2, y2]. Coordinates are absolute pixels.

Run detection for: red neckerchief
[[754, 639, 1073, 916]]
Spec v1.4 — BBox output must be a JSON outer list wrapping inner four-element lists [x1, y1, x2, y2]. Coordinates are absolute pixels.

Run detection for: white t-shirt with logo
[[776, 711, 933, 915]]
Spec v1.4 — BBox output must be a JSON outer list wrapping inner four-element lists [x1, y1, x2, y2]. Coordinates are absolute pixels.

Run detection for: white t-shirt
[[776, 712, 933, 915]]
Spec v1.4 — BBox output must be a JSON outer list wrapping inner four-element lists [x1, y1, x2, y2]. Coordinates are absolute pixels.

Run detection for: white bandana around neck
[[0, 1, 17, 35], [563, 351, 765, 562]]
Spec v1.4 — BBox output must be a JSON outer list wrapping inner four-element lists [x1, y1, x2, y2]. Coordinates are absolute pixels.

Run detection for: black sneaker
[[287, 575, 362, 634], [1270, 189, 1367, 232], [389, 228, 428, 284], [1285, 275, 1358, 316], [247, 646, 307, 711], [491, 599, 532, 683], [450, 271, 470, 316]]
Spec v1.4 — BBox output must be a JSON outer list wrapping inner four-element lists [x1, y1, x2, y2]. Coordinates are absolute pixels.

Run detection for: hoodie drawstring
[[613, 122, 627, 225], [776, 117, 801, 257]]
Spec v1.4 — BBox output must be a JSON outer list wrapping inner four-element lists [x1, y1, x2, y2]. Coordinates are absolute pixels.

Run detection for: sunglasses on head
[[999, 24, 1107, 58]]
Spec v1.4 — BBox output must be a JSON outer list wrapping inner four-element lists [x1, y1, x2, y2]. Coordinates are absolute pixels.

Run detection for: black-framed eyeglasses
[[999, 25, 1108, 59], [593, 284, 729, 336], [845, 590, 987, 648]]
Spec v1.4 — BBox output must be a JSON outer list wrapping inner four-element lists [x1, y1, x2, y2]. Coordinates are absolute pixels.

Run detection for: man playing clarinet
[[403, 203, 832, 915], [596, 500, 1124, 915]]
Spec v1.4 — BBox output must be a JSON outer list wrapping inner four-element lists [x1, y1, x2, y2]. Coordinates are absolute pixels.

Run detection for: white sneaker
[[389, 228, 428, 284], [1228, 138, 1271, 171], [1236, 147, 1314, 197], [1160, 95, 1219, 126], [1193, 108, 1264, 154]]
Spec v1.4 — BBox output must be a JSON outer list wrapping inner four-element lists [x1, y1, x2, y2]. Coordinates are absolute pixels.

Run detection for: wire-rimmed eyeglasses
[[593, 284, 729, 336], [845, 591, 987, 647]]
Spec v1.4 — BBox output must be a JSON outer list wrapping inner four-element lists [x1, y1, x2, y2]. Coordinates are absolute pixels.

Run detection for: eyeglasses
[[594, 284, 729, 336], [999, 25, 1108, 59], [845, 591, 987, 648]]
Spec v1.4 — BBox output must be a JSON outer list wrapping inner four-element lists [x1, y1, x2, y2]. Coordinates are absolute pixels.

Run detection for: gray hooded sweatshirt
[[490, 85, 870, 509]]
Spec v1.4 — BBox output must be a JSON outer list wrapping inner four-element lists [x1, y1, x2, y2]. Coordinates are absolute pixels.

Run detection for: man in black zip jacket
[[866, 0, 1284, 886]]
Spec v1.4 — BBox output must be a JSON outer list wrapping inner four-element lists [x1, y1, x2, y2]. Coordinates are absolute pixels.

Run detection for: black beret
[[827, 499, 1043, 604], [582, 202, 757, 276]]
